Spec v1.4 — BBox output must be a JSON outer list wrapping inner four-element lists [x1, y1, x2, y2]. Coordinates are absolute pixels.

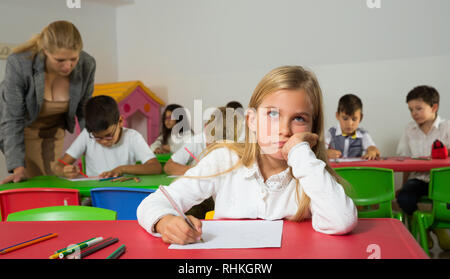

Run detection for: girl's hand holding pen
[[155, 214, 203, 245], [281, 132, 319, 160]]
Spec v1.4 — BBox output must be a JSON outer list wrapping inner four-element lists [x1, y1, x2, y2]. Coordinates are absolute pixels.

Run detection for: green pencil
[[58, 237, 104, 259], [55, 237, 96, 253], [106, 244, 126, 259]]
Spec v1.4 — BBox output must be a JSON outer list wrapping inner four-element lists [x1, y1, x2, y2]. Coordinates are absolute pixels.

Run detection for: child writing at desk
[[163, 106, 243, 176], [396, 85, 450, 250], [150, 104, 191, 154], [53, 95, 162, 179], [137, 66, 358, 245], [325, 94, 380, 160]]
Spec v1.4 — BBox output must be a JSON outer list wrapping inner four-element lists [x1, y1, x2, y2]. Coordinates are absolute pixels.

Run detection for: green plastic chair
[[411, 167, 450, 255], [335, 167, 404, 221], [155, 153, 171, 169], [6, 206, 117, 221]]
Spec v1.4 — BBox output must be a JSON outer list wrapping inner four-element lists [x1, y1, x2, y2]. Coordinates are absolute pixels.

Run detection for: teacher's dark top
[[0, 50, 96, 172]]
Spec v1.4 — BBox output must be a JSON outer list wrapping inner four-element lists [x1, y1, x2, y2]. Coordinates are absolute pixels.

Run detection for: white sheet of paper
[[59, 176, 99, 182], [169, 220, 283, 249], [332, 157, 368, 163]]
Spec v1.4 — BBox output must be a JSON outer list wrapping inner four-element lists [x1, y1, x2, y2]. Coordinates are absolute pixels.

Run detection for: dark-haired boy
[[396, 85, 450, 250], [53, 95, 161, 179], [325, 94, 380, 160]]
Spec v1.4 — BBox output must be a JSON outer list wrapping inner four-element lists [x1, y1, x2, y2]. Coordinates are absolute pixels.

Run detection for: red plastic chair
[[0, 188, 80, 221]]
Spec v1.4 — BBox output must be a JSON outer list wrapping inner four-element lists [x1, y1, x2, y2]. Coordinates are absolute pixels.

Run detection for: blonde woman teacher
[[0, 21, 96, 183]]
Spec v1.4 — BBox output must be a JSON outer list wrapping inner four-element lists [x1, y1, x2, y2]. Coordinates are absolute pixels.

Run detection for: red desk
[[0, 219, 427, 259], [329, 157, 450, 172]]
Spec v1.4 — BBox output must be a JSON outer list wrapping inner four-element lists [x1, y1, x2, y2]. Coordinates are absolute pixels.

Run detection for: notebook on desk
[[59, 176, 99, 182]]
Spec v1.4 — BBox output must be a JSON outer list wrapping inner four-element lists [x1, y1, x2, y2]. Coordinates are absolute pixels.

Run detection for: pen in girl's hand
[[158, 185, 204, 242]]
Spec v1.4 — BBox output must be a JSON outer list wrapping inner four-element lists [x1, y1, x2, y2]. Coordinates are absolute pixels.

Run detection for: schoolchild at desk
[[150, 104, 191, 154], [137, 66, 358, 245], [53, 95, 161, 179], [163, 106, 243, 176], [325, 94, 380, 160], [396, 85, 450, 250]]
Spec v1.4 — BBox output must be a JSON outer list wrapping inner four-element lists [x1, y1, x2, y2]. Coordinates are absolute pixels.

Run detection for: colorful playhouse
[[92, 81, 165, 144]]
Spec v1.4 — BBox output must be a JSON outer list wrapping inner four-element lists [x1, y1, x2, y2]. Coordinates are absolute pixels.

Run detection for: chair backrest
[[334, 167, 395, 218], [429, 167, 450, 222], [0, 188, 80, 222], [205, 210, 215, 220], [6, 205, 117, 221], [91, 187, 155, 220], [155, 153, 171, 168]]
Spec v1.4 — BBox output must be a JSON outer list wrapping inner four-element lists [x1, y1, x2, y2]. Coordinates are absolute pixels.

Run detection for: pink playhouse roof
[[93, 80, 165, 106]]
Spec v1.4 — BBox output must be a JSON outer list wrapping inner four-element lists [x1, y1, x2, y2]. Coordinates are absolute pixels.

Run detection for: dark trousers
[[185, 197, 215, 219], [397, 178, 429, 215]]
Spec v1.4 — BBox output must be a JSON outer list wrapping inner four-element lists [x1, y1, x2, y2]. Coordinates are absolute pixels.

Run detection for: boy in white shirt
[[397, 85, 450, 250], [53, 95, 161, 178], [325, 94, 380, 160]]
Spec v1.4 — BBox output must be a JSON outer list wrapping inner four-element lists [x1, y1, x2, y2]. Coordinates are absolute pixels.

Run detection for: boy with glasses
[[53, 95, 161, 179]]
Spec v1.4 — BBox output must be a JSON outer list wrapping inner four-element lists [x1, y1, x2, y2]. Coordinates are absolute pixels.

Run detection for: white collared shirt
[[66, 128, 156, 176], [324, 123, 376, 157], [137, 142, 358, 236], [397, 115, 450, 182]]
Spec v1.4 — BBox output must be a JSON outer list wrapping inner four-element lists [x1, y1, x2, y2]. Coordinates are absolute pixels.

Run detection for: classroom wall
[[115, 0, 450, 153], [1, 0, 449, 186], [115, 0, 449, 189], [0, 0, 119, 180]]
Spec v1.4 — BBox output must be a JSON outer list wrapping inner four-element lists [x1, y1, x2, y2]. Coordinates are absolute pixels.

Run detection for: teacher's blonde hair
[[13, 20, 83, 59]]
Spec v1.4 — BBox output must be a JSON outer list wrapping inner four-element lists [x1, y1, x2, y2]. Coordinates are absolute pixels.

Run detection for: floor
[[392, 200, 450, 259], [429, 232, 450, 259]]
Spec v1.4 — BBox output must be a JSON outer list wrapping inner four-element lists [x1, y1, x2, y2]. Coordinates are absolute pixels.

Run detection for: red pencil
[[58, 159, 89, 178]]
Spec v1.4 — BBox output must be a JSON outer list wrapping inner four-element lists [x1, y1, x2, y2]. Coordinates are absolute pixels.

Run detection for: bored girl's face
[[248, 89, 313, 160]]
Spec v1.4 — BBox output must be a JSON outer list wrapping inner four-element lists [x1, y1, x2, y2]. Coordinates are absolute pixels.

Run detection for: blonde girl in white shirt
[[137, 66, 358, 244]]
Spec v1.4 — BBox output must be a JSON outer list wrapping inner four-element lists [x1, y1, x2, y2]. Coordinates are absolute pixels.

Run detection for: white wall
[[116, 0, 450, 154], [0, 0, 119, 179], [115, 0, 449, 189]]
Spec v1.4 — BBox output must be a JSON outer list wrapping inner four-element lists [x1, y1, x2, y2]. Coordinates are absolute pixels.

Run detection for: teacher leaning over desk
[[0, 20, 96, 183]]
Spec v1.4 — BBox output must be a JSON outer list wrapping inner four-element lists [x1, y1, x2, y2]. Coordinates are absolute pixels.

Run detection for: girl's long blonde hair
[[13, 20, 83, 59], [191, 66, 344, 221]]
